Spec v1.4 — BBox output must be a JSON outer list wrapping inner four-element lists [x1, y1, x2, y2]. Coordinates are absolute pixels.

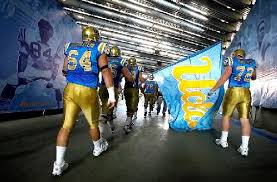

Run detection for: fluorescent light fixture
[[183, 4, 208, 16], [77, 15, 84, 19], [121, 50, 139, 56], [114, 0, 147, 13], [180, 8, 208, 21], [132, 18, 153, 27], [236, 22, 242, 31], [63, 7, 91, 16], [152, 0, 179, 10]]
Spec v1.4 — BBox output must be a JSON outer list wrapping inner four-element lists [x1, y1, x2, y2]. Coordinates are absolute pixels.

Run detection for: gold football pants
[[222, 87, 251, 119], [99, 86, 119, 116], [62, 83, 99, 130], [124, 88, 139, 116], [144, 93, 156, 110]]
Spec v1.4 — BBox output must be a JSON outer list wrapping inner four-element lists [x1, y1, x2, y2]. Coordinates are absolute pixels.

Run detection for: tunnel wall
[[225, 0, 277, 133], [0, 0, 81, 113]]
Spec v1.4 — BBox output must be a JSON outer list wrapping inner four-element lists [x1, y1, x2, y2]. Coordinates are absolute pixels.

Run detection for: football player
[[123, 57, 145, 133], [52, 26, 115, 176], [142, 73, 158, 117], [99, 45, 134, 133], [156, 90, 167, 117], [208, 49, 257, 157]]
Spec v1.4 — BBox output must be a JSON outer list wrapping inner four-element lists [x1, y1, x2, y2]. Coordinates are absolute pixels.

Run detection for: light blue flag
[[154, 42, 224, 132]]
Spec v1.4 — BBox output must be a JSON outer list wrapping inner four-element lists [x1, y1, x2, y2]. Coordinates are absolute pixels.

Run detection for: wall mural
[[0, 0, 81, 113]]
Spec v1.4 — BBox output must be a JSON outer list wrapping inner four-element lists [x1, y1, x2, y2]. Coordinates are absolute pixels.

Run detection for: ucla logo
[[172, 56, 216, 128]]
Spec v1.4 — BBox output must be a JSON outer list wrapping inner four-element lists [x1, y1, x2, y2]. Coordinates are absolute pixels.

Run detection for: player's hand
[[107, 99, 116, 109], [62, 69, 67, 77], [207, 90, 216, 100]]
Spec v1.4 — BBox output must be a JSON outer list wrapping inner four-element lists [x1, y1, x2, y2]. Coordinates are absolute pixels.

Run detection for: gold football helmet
[[149, 73, 154, 80], [110, 45, 121, 57], [233, 49, 246, 59], [128, 57, 137, 66], [82, 26, 100, 42]]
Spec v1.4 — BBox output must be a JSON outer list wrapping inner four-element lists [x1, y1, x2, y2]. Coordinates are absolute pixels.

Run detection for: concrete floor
[[1, 98, 277, 182]]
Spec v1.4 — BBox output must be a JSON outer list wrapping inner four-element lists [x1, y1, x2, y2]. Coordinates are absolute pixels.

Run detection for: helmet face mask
[[233, 49, 246, 59], [110, 45, 121, 57], [128, 57, 137, 66], [82, 26, 100, 42]]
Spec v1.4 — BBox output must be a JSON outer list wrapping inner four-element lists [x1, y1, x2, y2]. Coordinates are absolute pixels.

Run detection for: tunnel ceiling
[[58, 0, 254, 72]]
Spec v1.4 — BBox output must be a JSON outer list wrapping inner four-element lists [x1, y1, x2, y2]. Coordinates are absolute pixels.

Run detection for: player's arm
[[155, 84, 159, 97], [122, 67, 134, 82], [139, 72, 147, 83], [98, 54, 115, 108], [251, 60, 257, 80], [251, 69, 257, 80], [62, 57, 68, 76], [210, 66, 232, 92], [140, 84, 145, 95]]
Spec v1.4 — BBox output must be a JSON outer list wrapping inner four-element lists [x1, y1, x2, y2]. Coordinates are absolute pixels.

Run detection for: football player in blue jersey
[[123, 57, 145, 133], [208, 49, 257, 157], [142, 73, 158, 117], [99, 45, 134, 133], [52, 26, 116, 176], [156, 90, 168, 117]]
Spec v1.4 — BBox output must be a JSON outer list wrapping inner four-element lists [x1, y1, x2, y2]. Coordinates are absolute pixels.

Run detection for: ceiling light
[[77, 15, 84, 19], [114, 0, 147, 13], [183, 4, 208, 16]]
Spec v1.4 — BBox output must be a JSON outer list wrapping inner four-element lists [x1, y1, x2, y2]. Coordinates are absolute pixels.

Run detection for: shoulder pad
[[121, 58, 128, 67], [64, 42, 81, 54], [138, 66, 144, 72], [98, 42, 110, 55]]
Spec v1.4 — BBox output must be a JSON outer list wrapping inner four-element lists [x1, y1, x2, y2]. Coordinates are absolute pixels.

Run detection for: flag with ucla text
[[154, 43, 224, 131]]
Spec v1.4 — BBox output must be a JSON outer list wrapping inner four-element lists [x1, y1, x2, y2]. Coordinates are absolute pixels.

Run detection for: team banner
[[154, 43, 224, 131], [0, 0, 81, 113]]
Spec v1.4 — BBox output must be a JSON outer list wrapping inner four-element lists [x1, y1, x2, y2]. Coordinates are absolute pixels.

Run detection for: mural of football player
[[0, 18, 63, 108], [99, 45, 134, 133]]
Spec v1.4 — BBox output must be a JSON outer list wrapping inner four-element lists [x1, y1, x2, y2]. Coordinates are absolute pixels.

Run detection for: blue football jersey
[[225, 56, 257, 88], [64, 41, 109, 89], [144, 80, 158, 94], [101, 57, 126, 88], [125, 65, 144, 88]]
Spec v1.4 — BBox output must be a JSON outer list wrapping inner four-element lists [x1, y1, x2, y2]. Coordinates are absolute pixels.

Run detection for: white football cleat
[[133, 112, 137, 119], [93, 139, 108, 157], [215, 138, 228, 148], [237, 146, 248, 157], [123, 125, 131, 133], [52, 161, 69, 176]]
